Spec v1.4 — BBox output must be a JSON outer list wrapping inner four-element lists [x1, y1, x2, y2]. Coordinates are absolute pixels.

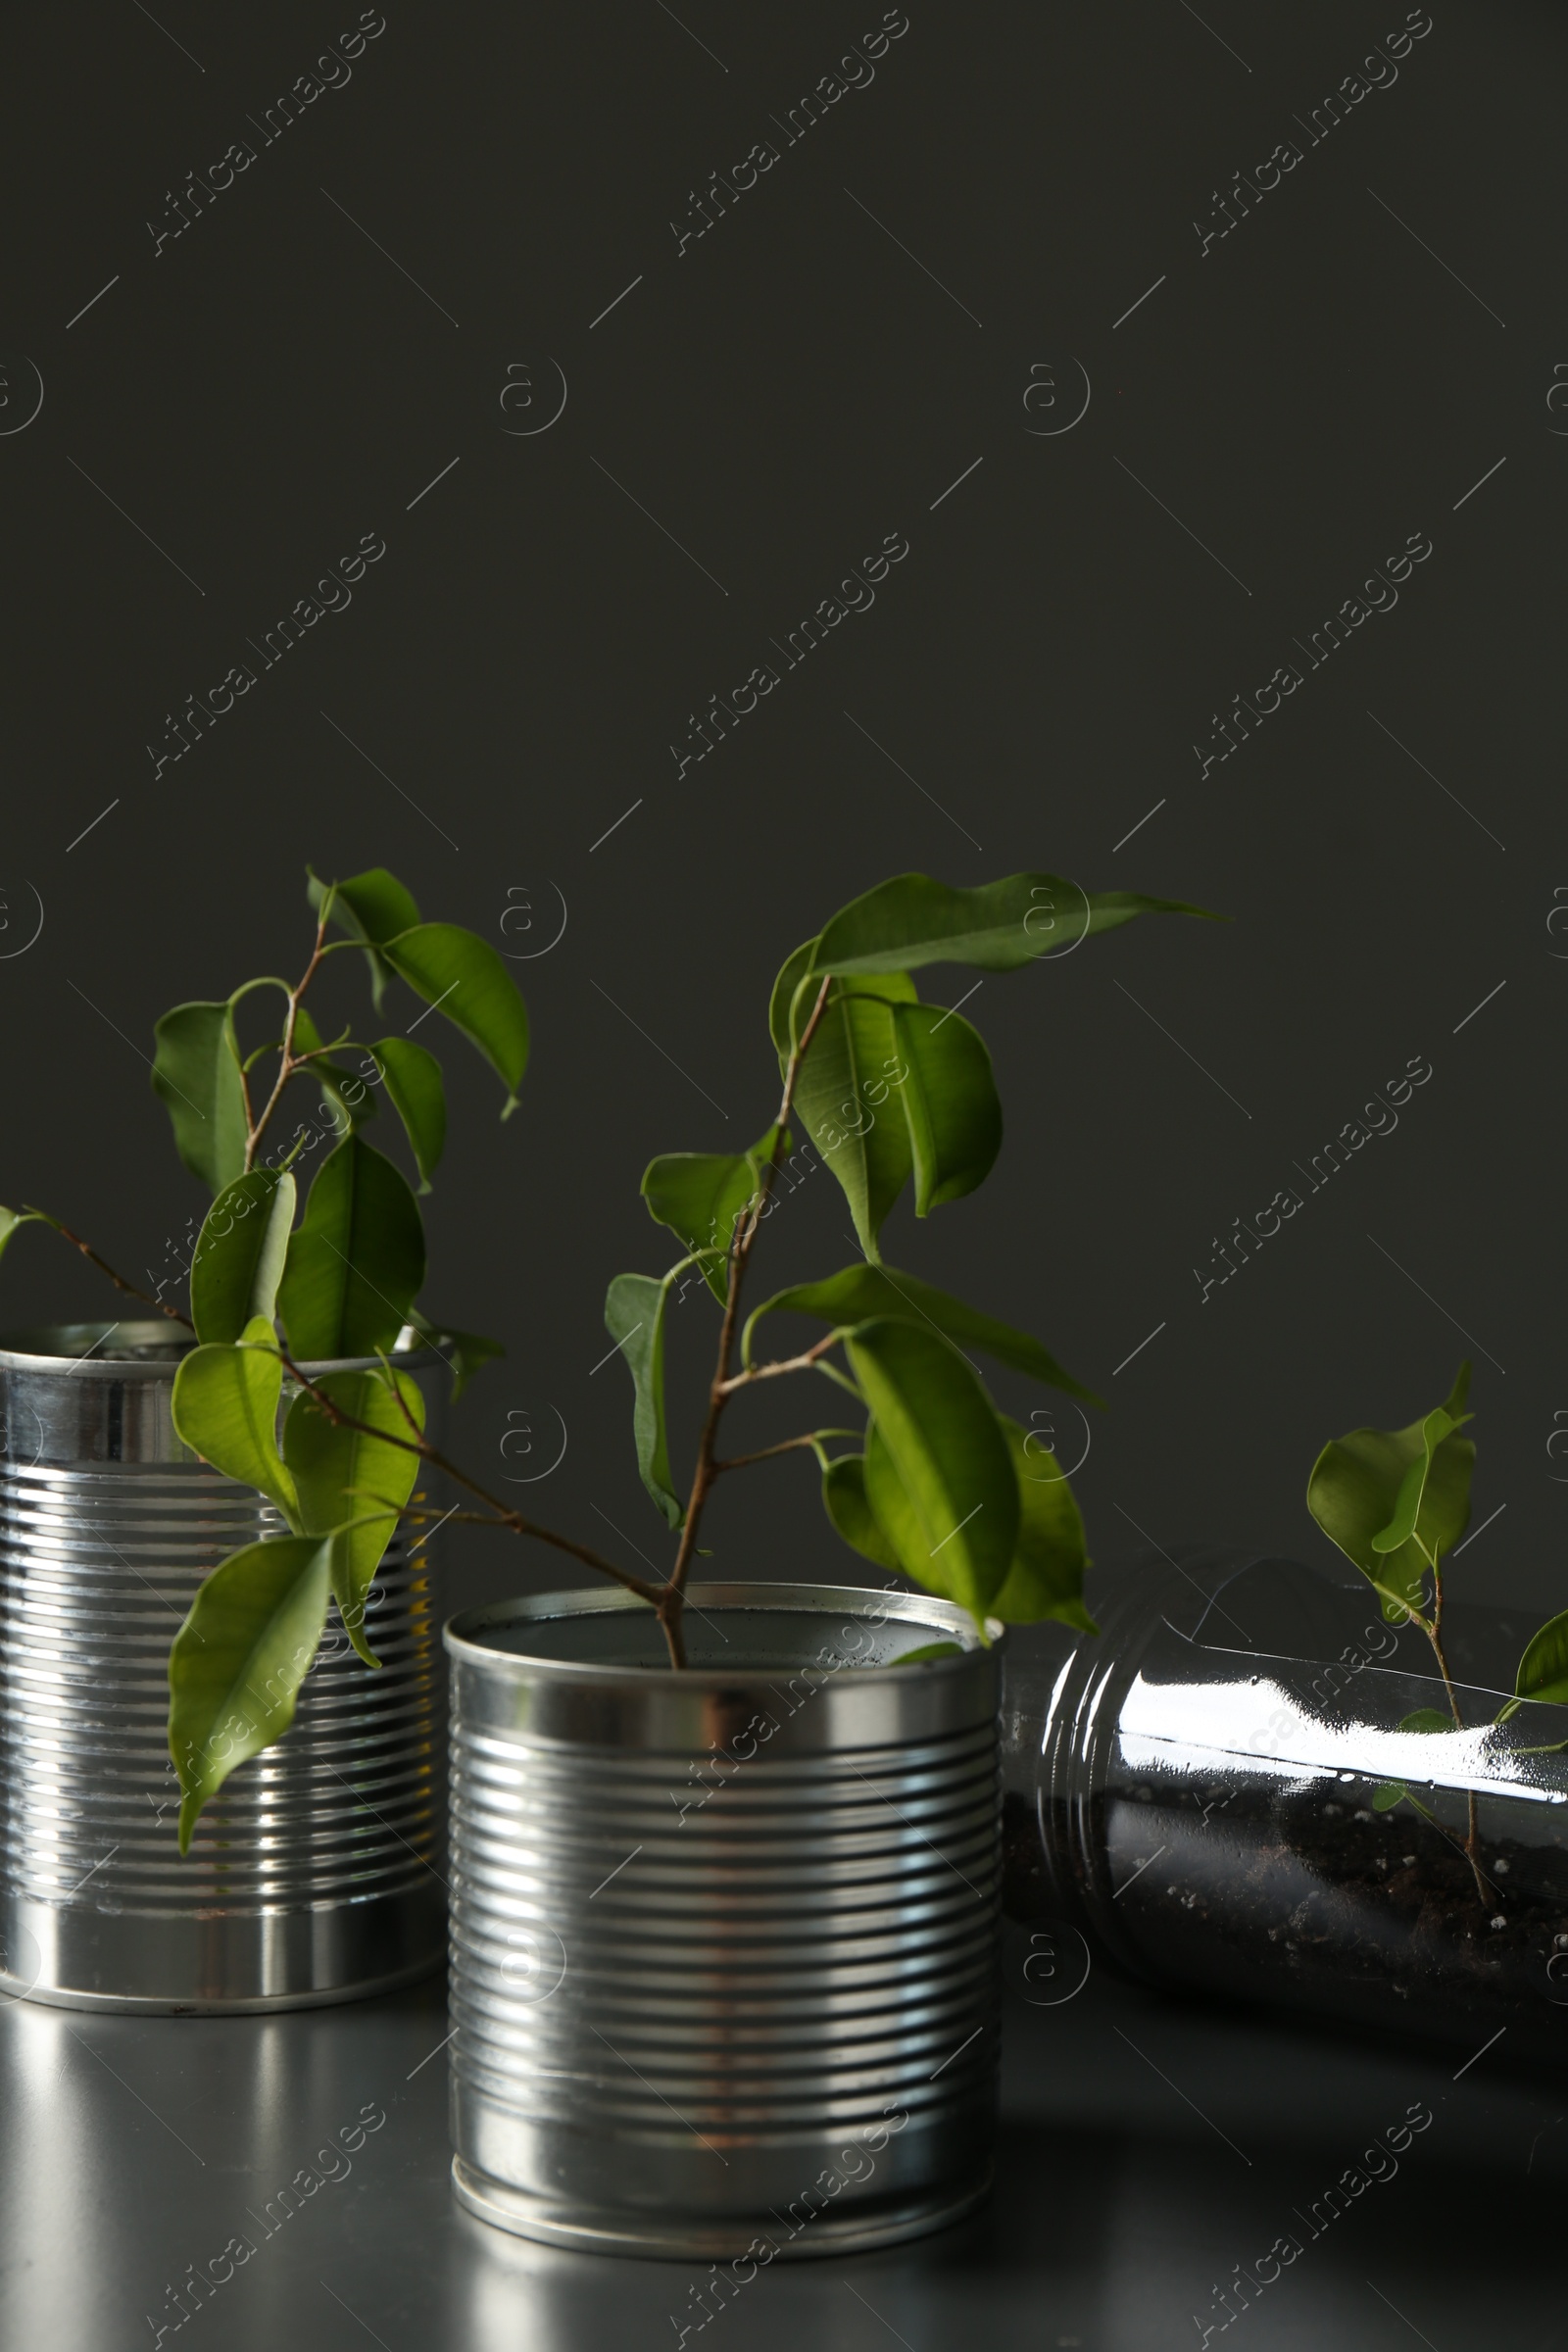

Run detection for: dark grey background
[[2, 0, 1555, 1625]]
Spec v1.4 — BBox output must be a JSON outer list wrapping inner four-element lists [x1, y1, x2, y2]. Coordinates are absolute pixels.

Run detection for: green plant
[[1, 865, 530, 1848], [1307, 1365, 1568, 1904], [2, 863, 1218, 1851], [607, 869, 1219, 1666]]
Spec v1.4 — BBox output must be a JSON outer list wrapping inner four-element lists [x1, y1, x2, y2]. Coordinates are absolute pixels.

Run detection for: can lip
[[0, 1319, 441, 1379], [444, 1579, 1004, 1682]]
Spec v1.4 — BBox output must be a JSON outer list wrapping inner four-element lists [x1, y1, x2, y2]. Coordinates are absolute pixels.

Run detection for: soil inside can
[[1004, 1781, 1568, 2060]]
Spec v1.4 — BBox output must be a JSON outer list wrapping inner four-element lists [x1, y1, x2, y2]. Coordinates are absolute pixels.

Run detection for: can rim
[[0, 1318, 442, 1379], [444, 1579, 1003, 1683]]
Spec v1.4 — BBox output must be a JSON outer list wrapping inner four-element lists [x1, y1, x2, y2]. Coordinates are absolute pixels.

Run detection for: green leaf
[[641, 1127, 786, 1303], [605, 1271, 681, 1528], [888, 1642, 964, 1663], [990, 1416, 1097, 1632], [371, 1037, 447, 1191], [768, 938, 826, 1058], [794, 977, 918, 1259], [151, 1002, 249, 1194], [1370, 1782, 1408, 1813], [810, 871, 1223, 977], [0, 1206, 52, 1268], [380, 925, 529, 1114], [405, 1306, 504, 1403], [745, 1262, 1102, 1404], [1371, 1386, 1472, 1555], [1306, 1365, 1475, 1622], [846, 1318, 1019, 1621], [891, 1001, 1003, 1216], [821, 1452, 902, 1573], [172, 1316, 299, 1522], [290, 1007, 378, 1133], [282, 1367, 424, 1667], [169, 1531, 336, 1850], [1399, 1708, 1453, 1734], [275, 1135, 426, 1360], [1505, 1610, 1568, 1717], [310, 865, 420, 1011], [189, 1170, 297, 1344]]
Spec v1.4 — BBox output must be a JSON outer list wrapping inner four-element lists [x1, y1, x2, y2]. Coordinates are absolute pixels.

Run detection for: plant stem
[[244, 904, 333, 1172], [713, 1430, 841, 1474], [276, 1350, 662, 1605], [718, 1334, 841, 1396], [250, 947, 843, 1665], [657, 975, 836, 1667], [30, 1214, 194, 1331], [1421, 1558, 1494, 1911]]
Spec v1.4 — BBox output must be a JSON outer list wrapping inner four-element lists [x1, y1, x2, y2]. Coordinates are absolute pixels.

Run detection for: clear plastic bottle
[[1001, 1550, 1568, 2061]]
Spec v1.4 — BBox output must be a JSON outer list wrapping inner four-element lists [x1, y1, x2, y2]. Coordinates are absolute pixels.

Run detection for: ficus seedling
[[1307, 1367, 1568, 1904], [603, 868, 1221, 1665], [3, 863, 1219, 1847], [1, 865, 524, 1848]]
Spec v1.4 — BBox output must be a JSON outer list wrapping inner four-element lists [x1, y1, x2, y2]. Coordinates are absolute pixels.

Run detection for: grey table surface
[[3, 1922, 1559, 2352]]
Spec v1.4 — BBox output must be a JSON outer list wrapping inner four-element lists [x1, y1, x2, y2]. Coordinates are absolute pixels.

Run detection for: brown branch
[[277, 1350, 662, 1605], [397, 1504, 516, 1529], [658, 974, 836, 1660], [244, 905, 332, 1173], [717, 1334, 840, 1396], [1423, 1567, 1494, 1911], [34, 1214, 194, 1330], [712, 1431, 827, 1474]]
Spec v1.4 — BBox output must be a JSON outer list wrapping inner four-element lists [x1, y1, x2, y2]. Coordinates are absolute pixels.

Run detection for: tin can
[[0, 1321, 445, 2012], [446, 1581, 1001, 2259]]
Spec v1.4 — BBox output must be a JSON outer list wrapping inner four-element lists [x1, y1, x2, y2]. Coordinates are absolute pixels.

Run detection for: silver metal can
[[0, 1321, 446, 2013], [446, 1581, 1002, 2260]]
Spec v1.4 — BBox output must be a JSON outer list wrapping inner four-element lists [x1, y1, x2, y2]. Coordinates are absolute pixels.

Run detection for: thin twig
[[32, 1214, 194, 1329], [718, 1334, 840, 1395], [278, 1351, 661, 1603], [713, 1430, 838, 1473], [244, 903, 333, 1170], [1422, 1562, 1494, 1909], [659, 975, 836, 1659]]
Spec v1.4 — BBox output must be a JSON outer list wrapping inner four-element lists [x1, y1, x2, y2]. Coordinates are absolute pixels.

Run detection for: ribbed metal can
[[446, 1581, 1002, 2259], [0, 1321, 446, 2013]]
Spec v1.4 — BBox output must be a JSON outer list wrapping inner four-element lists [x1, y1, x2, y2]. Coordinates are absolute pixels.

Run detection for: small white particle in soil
[[1491, 1914, 1506, 1930], [1494, 1858, 1509, 1874], [1402, 1855, 1416, 1866]]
